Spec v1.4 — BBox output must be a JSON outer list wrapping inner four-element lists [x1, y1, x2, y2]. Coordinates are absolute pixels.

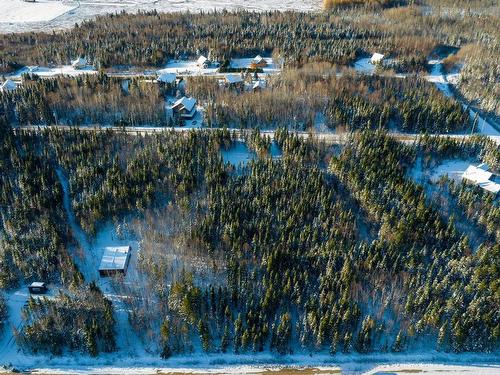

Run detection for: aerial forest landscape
[[0, 0, 499, 374]]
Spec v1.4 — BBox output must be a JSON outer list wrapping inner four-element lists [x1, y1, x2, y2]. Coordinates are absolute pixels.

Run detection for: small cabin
[[28, 282, 47, 294], [250, 55, 268, 69], [172, 96, 197, 120], [71, 57, 87, 69], [99, 246, 131, 277], [197, 55, 209, 68], [370, 53, 384, 65]]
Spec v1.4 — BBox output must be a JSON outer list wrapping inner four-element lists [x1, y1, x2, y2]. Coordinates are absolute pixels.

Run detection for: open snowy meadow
[[0, 0, 320, 33]]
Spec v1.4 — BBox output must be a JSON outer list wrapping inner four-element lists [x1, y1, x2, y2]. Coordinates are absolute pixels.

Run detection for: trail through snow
[[57, 168, 145, 355]]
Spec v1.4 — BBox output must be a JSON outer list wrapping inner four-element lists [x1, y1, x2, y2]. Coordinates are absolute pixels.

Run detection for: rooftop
[[99, 246, 131, 271], [173, 96, 197, 112]]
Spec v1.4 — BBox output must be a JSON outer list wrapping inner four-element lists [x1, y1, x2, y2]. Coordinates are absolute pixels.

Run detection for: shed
[[71, 57, 87, 69], [28, 282, 47, 294], [370, 53, 385, 64], [99, 246, 131, 276], [172, 96, 197, 119], [197, 55, 209, 68]]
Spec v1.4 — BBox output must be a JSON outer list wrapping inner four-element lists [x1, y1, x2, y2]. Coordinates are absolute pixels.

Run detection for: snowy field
[[1, 0, 77, 24], [9, 65, 97, 79], [0, 0, 320, 33]]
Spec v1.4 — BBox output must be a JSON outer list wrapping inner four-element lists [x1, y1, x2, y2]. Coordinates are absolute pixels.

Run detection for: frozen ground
[[1, 0, 77, 24], [8, 65, 97, 79], [1, 351, 499, 374], [0, 0, 320, 33], [221, 142, 256, 165], [410, 158, 472, 185]]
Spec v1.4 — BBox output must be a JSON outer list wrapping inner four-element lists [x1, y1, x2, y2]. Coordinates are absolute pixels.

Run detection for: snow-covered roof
[[462, 164, 499, 194], [253, 80, 266, 89], [371, 53, 384, 63], [226, 75, 243, 84], [478, 180, 500, 194], [157, 72, 176, 84], [173, 96, 197, 112], [0, 79, 17, 92], [30, 282, 46, 288], [71, 57, 87, 67], [253, 55, 264, 63], [99, 246, 131, 272], [462, 165, 493, 184], [197, 55, 208, 65]]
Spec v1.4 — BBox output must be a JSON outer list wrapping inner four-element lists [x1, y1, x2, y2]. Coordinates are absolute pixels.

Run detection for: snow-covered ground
[[1, 0, 77, 24], [410, 158, 472, 185], [353, 58, 376, 75], [1, 351, 499, 374], [0, 0, 320, 33], [221, 142, 256, 165], [8, 65, 97, 80], [230, 57, 281, 73], [158, 60, 220, 76]]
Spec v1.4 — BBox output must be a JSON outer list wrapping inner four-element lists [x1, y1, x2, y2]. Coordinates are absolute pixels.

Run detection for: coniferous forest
[[0, 121, 498, 357], [0, 0, 498, 366]]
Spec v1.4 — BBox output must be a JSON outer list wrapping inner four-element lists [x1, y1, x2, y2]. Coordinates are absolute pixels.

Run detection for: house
[[71, 57, 87, 69], [28, 282, 47, 294], [0, 79, 17, 92], [252, 80, 266, 92], [250, 55, 268, 69], [225, 74, 244, 88], [462, 163, 500, 195], [370, 53, 385, 64], [172, 96, 197, 120], [197, 55, 209, 68], [98, 246, 131, 277]]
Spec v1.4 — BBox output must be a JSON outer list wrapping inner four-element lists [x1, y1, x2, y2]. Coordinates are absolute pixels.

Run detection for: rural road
[[13, 125, 500, 145]]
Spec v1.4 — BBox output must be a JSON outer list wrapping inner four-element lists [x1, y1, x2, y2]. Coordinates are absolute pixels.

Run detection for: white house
[[99, 246, 131, 276], [462, 163, 500, 195], [157, 72, 177, 84], [370, 53, 385, 64], [0, 79, 17, 92], [197, 55, 209, 68], [71, 57, 87, 69], [172, 96, 197, 120]]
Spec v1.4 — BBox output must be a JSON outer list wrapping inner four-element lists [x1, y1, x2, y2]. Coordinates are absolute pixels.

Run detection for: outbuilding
[[99, 246, 131, 277], [28, 282, 47, 294], [71, 57, 88, 69], [197, 55, 209, 68], [370, 53, 385, 64]]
